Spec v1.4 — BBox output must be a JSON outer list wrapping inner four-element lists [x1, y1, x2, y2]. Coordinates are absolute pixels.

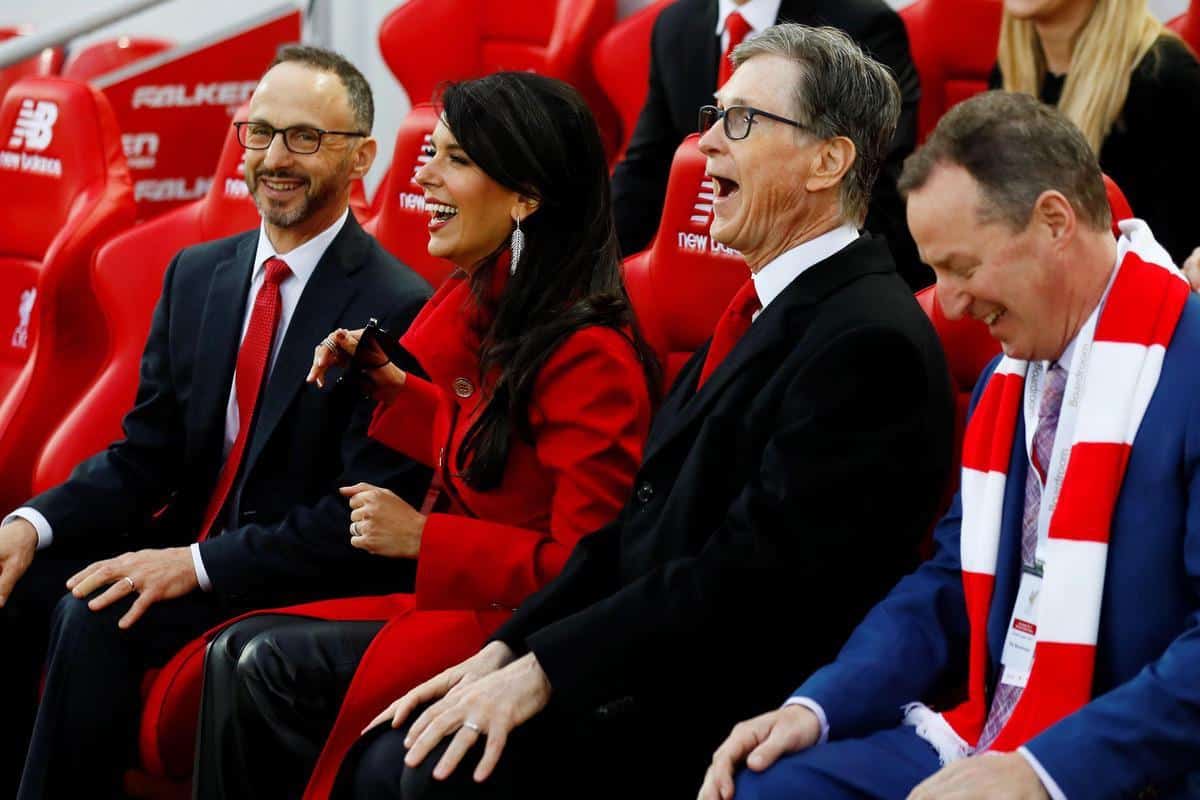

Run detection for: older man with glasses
[[0, 45, 430, 798], [334, 24, 953, 800]]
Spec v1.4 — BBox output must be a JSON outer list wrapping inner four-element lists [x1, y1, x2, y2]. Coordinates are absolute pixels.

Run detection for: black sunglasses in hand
[[336, 318, 407, 394]]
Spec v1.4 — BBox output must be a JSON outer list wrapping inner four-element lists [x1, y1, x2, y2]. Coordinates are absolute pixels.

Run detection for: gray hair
[[732, 24, 901, 224], [898, 91, 1110, 233], [269, 45, 374, 133]]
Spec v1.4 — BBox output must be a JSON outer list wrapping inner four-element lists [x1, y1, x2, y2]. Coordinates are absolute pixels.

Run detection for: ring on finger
[[123, 576, 137, 592], [321, 338, 339, 355], [351, 521, 361, 537], [462, 720, 481, 734]]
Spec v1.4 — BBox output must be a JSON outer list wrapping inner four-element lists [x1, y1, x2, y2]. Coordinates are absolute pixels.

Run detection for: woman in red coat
[[191, 73, 657, 799]]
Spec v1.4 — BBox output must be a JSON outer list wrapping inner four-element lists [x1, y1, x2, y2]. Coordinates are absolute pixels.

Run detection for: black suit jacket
[[612, 0, 929, 288], [29, 214, 432, 603], [495, 235, 952, 765]]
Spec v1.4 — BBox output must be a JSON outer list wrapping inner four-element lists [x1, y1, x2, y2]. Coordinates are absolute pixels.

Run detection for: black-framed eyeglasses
[[698, 104, 807, 141], [233, 121, 367, 155]]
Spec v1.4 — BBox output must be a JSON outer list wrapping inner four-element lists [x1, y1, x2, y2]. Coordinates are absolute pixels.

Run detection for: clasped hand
[[362, 641, 552, 784], [343, 482, 425, 559]]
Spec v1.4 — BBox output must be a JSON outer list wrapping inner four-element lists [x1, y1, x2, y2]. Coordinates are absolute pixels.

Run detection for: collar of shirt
[[716, 0, 782, 39], [751, 223, 859, 314], [251, 207, 350, 285]]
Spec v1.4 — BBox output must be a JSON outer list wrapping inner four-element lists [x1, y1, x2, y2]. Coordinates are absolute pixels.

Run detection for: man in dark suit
[[0, 46, 430, 797], [340, 25, 953, 799], [613, 0, 928, 289]]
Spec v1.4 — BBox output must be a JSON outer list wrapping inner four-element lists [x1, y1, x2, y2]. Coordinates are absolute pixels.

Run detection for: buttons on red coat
[[635, 481, 654, 503], [453, 377, 474, 398]]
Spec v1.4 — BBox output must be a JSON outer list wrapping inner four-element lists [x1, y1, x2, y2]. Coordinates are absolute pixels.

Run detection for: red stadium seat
[[900, 0, 1003, 142], [1169, 1, 1200, 54], [364, 103, 456, 288], [622, 133, 746, 387], [592, 0, 672, 164], [32, 105, 259, 495], [375, 0, 618, 188], [0, 77, 136, 511], [0, 28, 64, 100], [1103, 173, 1133, 235], [61, 37, 172, 81]]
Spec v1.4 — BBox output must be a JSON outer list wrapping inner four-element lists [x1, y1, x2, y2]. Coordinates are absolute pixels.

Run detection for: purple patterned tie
[[977, 363, 1067, 751]]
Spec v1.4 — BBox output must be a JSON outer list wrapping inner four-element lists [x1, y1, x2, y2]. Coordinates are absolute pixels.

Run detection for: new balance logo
[[411, 134, 433, 187], [691, 178, 715, 227], [8, 99, 58, 151]]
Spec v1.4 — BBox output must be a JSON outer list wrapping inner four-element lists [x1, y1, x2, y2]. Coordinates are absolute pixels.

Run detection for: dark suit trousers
[[194, 614, 384, 800], [1, 547, 228, 799], [337, 698, 714, 800]]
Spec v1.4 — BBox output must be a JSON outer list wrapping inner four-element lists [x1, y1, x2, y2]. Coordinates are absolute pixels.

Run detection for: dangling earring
[[509, 216, 524, 276]]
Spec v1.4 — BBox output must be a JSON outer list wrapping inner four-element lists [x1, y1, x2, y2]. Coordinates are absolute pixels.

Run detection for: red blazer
[[141, 269, 652, 788]]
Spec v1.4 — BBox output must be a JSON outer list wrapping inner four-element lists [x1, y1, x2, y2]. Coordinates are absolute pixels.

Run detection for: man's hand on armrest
[[698, 705, 823, 800], [0, 518, 38, 606]]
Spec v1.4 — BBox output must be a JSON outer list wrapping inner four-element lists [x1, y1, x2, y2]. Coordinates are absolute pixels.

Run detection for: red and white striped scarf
[[905, 220, 1190, 760]]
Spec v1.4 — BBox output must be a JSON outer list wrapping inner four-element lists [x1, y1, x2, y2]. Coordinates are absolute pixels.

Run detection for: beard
[[248, 168, 340, 228]]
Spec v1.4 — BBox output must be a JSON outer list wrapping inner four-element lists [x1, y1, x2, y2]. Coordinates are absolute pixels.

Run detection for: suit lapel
[[188, 233, 255, 467], [242, 215, 371, 474], [644, 236, 896, 462]]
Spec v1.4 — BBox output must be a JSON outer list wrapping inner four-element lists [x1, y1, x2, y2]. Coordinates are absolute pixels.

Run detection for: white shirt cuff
[[783, 696, 830, 745], [1018, 746, 1067, 800], [190, 542, 213, 591], [6, 507, 53, 550]]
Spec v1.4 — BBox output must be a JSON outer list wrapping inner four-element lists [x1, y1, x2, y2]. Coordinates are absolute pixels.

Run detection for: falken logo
[[8, 99, 57, 151], [11, 287, 36, 350], [132, 82, 257, 109]]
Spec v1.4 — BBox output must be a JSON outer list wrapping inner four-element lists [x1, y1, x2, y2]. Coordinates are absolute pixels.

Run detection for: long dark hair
[[439, 72, 660, 491]]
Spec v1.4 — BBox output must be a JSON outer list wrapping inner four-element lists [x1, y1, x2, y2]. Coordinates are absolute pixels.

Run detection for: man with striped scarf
[[700, 90, 1200, 800]]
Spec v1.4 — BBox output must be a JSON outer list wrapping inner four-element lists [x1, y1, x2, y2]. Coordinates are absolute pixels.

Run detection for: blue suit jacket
[[794, 293, 1200, 798]]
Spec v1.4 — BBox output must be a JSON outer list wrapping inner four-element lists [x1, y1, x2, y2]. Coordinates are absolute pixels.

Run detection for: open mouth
[[257, 174, 306, 194], [983, 308, 1006, 326], [426, 201, 459, 229], [712, 175, 740, 201]]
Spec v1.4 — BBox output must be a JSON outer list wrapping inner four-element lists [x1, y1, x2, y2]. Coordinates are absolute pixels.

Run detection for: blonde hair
[[998, 0, 1163, 152]]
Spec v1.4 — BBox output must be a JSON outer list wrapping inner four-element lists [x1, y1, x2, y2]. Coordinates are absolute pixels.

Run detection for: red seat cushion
[[591, 0, 672, 164], [0, 76, 136, 509], [1169, 2, 1200, 55], [378, 0, 618, 154], [365, 103, 456, 288], [622, 134, 746, 387], [900, 0, 1003, 142], [0, 28, 63, 100], [33, 103, 260, 493], [60, 37, 172, 82]]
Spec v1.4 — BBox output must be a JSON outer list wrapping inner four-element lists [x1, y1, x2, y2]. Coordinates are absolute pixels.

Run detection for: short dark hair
[[898, 91, 1110, 232], [268, 45, 374, 133], [732, 24, 902, 224]]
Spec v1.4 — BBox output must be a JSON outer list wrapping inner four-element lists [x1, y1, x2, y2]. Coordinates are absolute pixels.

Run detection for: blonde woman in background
[[991, 0, 1200, 268]]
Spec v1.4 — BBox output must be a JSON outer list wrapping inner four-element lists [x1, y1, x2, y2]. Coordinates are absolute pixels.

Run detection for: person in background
[[339, 24, 952, 800], [991, 0, 1200, 264], [701, 91, 1200, 800], [611, 0, 929, 289], [0, 45, 431, 799], [191, 71, 656, 800]]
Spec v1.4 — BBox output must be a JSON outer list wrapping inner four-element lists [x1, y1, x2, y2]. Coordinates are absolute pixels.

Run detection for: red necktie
[[718, 11, 752, 87], [197, 257, 292, 541], [698, 279, 761, 389]]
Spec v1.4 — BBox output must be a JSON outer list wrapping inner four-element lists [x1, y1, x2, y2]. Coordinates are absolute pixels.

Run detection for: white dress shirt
[[716, 0, 782, 52], [9, 209, 348, 592], [749, 223, 859, 316]]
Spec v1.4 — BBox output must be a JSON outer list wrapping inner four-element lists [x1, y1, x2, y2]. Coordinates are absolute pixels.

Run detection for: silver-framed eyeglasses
[[698, 104, 807, 141], [233, 121, 367, 155]]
